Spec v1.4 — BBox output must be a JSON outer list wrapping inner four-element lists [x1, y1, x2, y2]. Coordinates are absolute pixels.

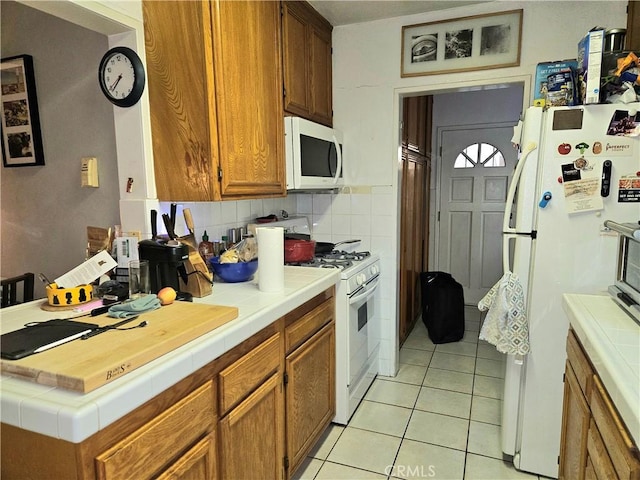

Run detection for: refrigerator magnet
[[561, 163, 581, 182], [618, 175, 640, 202]]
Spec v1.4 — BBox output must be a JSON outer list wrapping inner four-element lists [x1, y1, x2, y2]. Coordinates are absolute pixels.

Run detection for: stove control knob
[[356, 273, 366, 285], [370, 265, 379, 275]]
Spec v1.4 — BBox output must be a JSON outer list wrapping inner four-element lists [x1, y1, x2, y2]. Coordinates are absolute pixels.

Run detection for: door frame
[[392, 75, 532, 278], [394, 77, 530, 346], [434, 121, 517, 277]]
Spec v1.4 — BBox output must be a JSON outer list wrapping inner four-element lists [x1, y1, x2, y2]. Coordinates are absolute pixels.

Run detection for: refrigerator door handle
[[503, 142, 538, 234], [503, 233, 516, 273]]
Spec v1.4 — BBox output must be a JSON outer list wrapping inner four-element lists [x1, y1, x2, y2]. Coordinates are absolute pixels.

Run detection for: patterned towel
[[477, 272, 530, 355], [108, 295, 161, 318]]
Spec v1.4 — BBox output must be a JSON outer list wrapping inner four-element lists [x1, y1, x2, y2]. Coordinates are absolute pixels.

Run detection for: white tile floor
[[293, 306, 545, 480]]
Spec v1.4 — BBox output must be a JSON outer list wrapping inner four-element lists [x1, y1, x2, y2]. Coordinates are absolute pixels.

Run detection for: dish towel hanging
[[477, 271, 530, 355]]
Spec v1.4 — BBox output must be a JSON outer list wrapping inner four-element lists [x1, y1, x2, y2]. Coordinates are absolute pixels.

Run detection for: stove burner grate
[[286, 250, 372, 270], [317, 250, 371, 261]]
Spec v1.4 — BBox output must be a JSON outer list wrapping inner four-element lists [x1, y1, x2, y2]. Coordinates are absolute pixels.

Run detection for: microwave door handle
[[332, 133, 342, 185]]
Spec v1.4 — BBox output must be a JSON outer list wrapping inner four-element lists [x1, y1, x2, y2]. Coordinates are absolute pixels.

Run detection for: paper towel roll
[[256, 227, 284, 292]]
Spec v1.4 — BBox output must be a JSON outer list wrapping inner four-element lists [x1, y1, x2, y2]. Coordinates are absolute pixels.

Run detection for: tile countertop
[[562, 293, 640, 445], [0, 267, 339, 443]]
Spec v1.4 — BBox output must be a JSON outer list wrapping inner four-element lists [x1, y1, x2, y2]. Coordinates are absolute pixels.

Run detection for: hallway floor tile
[[293, 306, 543, 480]]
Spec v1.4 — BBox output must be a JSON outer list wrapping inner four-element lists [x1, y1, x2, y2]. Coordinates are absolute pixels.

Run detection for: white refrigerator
[[500, 103, 640, 478]]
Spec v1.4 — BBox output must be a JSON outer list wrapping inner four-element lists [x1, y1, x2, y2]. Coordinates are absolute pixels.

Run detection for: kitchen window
[[454, 142, 505, 168]]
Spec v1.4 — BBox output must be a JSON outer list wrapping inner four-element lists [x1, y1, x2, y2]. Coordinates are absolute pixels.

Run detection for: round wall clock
[[98, 46, 145, 108]]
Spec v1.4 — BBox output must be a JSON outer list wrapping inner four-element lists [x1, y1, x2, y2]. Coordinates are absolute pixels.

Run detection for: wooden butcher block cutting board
[[1, 302, 238, 393]]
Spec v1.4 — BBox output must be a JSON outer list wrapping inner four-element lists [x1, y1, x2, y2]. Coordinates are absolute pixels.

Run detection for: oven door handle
[[348, 277, 380, 305]]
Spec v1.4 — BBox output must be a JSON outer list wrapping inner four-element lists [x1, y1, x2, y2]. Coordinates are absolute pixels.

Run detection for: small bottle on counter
[[198, 230, 215, 264]]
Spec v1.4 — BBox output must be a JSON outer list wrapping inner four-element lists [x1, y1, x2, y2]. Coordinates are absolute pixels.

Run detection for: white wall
[[1, 1, 120, 299], [330, 1, 627, 375]]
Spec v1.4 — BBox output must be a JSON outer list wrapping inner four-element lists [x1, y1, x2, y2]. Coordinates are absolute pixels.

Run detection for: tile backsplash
[[160, 185, 398, 376]]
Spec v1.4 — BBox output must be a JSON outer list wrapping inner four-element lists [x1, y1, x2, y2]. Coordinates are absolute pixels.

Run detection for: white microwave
[[285, 116, 343, 191]]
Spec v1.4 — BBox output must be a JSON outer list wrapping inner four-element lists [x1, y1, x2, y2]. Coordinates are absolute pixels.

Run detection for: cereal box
[[577, 29, 605, 104]]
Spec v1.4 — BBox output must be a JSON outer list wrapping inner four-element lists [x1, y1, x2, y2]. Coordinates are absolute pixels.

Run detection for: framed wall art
[[401, 10, 523, 78], [1, 54, 45, 167]]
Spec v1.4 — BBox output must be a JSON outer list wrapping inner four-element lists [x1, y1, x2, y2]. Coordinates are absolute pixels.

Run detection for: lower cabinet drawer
[[590, 375, 640, 480], [285, 298, 333, 354], [95, 381, 216, 480], [218, 333, 280, 414]]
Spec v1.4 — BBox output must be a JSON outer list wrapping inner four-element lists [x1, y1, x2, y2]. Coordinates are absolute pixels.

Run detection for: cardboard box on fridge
[[577, 28, 605, 104], [533, 60, 578, 107]]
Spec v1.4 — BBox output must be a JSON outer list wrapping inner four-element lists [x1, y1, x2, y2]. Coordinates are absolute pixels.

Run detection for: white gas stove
[[248, 216, 380, 423]]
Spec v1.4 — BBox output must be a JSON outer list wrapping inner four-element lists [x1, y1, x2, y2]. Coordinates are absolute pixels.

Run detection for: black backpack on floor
[[420, 271, 465, 344]]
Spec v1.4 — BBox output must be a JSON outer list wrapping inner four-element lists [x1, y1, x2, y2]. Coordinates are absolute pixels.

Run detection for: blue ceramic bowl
[[209, 257, 258, 283]]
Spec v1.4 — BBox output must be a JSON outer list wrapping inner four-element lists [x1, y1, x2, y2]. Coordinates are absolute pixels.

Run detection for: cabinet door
[[282, 1, 333, 127], [308, 23, 332, 126], [627, 1, 640, 52], [286, 321, 335, 476], [586, 419, 617, 480], [212, 0, 285, 198], [95, 382, 215, 480], [143, 1, 218, 201], [219, 373, 284, 479], [282, 2, 311, 116], [404, 96, 428, 155], [399, 150, 429, 345], [156, 432, 217, 480], [399, 153, 416, 345], [590, 375, 640, 480], [559, 362, 590, 480]]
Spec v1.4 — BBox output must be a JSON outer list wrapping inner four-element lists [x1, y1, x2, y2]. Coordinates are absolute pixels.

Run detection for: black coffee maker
[[138, 208, 191, 298], [138, 239, 189, 294]]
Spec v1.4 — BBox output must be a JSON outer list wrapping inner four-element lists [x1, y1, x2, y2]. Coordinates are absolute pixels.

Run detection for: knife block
[[138, 240, 189, 294], [178, 242, 213, 298]]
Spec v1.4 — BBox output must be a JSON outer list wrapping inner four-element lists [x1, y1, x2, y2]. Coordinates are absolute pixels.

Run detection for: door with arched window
[[437, 125, 517, 304]]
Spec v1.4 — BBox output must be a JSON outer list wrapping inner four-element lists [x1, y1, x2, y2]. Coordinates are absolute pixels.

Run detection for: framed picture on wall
[[1, 54, 45, 167], [401, 10, 523, 77]]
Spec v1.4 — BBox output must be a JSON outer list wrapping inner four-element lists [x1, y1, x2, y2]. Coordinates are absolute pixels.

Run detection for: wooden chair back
[[1, 273, 35, 308]]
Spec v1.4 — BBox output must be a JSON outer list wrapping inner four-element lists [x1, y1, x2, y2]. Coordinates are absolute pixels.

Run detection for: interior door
[[437, 125, 516, 304]]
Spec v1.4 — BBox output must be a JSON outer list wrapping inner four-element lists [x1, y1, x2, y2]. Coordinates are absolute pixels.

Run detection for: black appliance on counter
[[138, 239, 189, 294]]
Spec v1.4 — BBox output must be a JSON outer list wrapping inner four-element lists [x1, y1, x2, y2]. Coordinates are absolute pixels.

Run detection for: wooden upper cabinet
[[143, 1, 217, 201], [212, 0, 285, 198], [282, 1, 333, 127], [142, 0, 285, 201], [627, 1, 640, 52], [403, 96, 429, 155]]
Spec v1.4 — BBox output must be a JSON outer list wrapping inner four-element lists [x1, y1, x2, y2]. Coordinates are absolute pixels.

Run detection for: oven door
[[347, 275, 380, 386]]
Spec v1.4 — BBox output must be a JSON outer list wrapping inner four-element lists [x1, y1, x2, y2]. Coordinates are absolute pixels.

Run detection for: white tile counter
[[562, 293, 640, 445], [0, 267, 339, 443]]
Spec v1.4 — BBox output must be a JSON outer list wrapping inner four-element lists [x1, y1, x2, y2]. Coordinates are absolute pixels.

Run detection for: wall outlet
[[81, 157, 99, 187]]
